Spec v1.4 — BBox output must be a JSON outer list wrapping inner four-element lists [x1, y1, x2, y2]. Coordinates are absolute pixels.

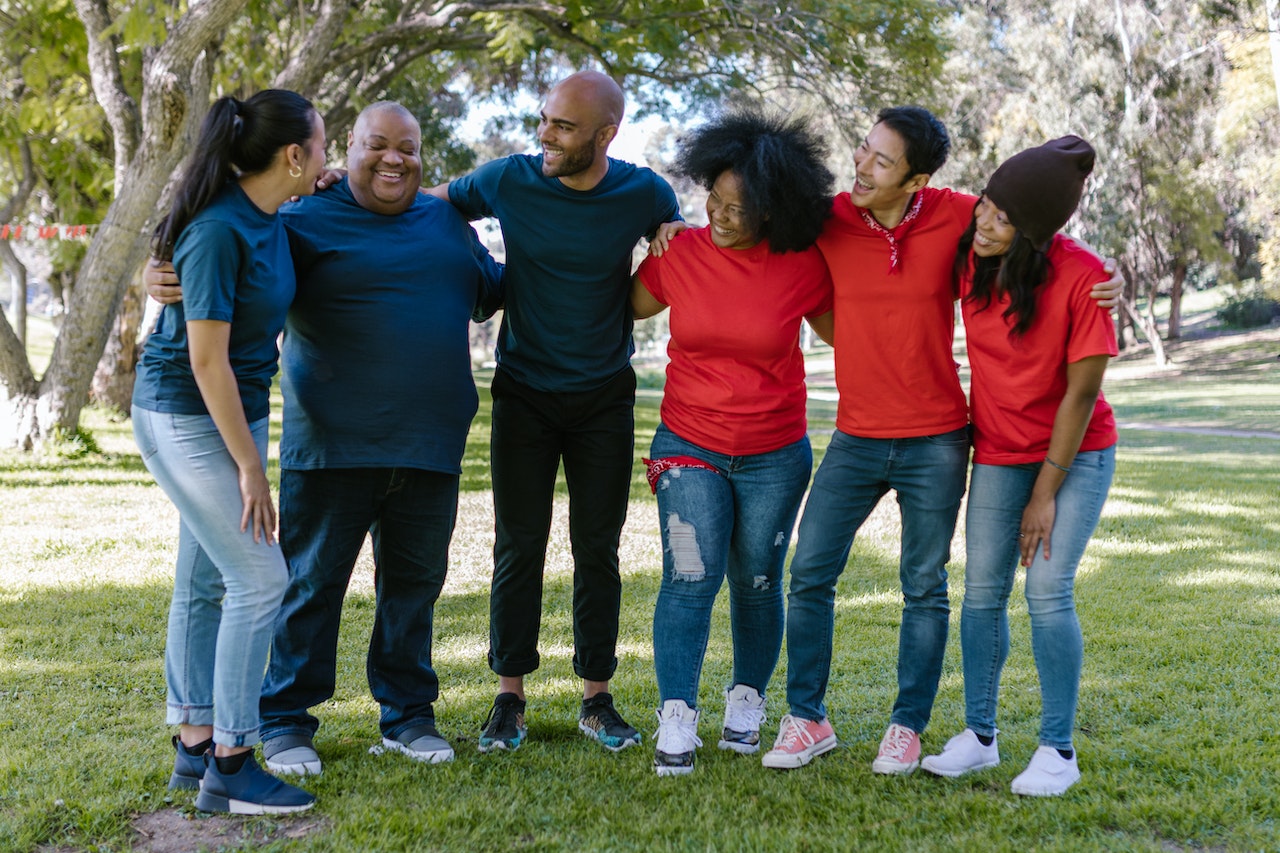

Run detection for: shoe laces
[[881, 724, 916, 759], [584, 696, 630, 733], [775, 715, 820, 750], [657, 718, 703, 754], [724, 691, 765, 734], [483, 698, 522, 733]]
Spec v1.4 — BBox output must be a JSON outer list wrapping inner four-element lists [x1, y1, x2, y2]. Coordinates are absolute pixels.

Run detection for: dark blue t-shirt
[[449, 154, 679, 393], [133, 183, 294, 421], [279, 178, 503, 473]]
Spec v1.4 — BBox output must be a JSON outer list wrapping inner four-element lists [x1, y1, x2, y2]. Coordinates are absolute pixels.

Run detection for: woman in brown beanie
[[920, 136, 1117, 796]]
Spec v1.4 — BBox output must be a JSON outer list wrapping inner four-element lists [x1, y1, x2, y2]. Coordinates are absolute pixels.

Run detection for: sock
[[1056, 748, 1074, 760], [214, 751, 251, 774], [975, 733, 994, 747], [181, 737, 213, 756]]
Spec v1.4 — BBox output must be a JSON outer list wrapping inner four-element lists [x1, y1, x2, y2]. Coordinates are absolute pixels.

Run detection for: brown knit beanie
[[983, 135, 1095, 250]]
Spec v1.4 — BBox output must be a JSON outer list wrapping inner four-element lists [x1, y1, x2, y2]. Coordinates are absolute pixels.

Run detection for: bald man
[[427, 70, 681, 754], [147, 102, 504, 776]]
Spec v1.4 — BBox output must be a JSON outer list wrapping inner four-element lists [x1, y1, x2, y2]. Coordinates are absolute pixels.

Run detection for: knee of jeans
[[1024, 587, 1077, 619], [665, 512, 707, 583]]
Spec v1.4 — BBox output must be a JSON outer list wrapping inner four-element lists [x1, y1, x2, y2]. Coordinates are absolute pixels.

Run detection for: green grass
[[1, 328, 1278, 851]]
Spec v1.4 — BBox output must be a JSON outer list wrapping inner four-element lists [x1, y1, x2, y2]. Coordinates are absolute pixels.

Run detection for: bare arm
[[424, 182, 451, 202], [630, 274, 668, 320], [806, 311, 834, 347], [1018, 353, 1110, 567], [187, 320, 277, 545]]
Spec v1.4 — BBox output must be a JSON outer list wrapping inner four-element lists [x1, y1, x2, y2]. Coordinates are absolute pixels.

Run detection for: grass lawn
[[1, 323, 1278, 852]]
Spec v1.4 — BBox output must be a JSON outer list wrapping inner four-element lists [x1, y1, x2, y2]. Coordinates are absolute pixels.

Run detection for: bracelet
[[1044, 456, 1071, 473]]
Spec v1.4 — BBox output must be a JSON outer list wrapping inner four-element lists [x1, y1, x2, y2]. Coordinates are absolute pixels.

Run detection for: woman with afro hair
[[631, 107, 835, 776]]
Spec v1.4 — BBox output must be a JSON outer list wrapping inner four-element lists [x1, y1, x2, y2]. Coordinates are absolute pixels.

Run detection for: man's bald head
[[550, 70, 625, 127]]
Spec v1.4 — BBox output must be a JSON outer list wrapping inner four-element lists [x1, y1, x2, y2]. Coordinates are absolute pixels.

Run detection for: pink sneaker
[[761, 714, 837, 769], [871, 723, 920, 775]]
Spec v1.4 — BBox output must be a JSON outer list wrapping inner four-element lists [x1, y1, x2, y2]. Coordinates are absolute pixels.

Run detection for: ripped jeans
[[649, 423, 813, 708]]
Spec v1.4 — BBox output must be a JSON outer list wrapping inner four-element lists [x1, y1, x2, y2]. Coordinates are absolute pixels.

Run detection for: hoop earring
[[288, 165, 302, 179]]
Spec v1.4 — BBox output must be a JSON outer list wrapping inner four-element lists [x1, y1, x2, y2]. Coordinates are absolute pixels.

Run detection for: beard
[[541, 139, 597, 178]]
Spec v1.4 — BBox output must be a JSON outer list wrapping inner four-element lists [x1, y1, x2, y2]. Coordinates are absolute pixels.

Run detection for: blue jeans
[[649, 425, 813, 708], [961, 445, 1115, 750], [260, 467, 459, 742], [784, 427, 970, 729], [133, 407, 289, 748]]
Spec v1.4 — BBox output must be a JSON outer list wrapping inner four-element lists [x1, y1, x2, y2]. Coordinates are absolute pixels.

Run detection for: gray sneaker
[[262, 733, 323, 776], [382, 723, 455, 764]]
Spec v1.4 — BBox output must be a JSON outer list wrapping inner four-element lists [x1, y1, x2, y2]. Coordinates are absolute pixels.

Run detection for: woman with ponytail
[[132, 89, 325, 814], [920, 137, 1117, 797]]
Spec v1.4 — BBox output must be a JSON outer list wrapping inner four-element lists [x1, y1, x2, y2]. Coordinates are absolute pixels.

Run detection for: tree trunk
[[1268, 0, 1280, 116], [0, 241, 27, 347], [1167, 261, 1186, 340], [0, 0, 244, 448], [89, 274, 144, 412]]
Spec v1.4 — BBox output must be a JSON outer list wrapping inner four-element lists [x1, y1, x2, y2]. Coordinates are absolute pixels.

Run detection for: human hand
[[647, 220, 689, 258], [1091, 258, 1124, 309], [1019, 494, 1057, 567], [144, 258, 183, 304], [238, 465, 278, 546]]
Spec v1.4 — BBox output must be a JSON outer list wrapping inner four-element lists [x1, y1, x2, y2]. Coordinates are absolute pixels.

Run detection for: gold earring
[[289, 165, 302, 178]]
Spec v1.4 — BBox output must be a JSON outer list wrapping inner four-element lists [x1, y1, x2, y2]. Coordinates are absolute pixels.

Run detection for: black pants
[[487, 366, 636, 682]]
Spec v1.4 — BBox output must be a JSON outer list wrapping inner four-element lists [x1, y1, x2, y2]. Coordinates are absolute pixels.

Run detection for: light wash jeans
[[650, 425, 813, 708], [960, 445, 1115, 750], [134, 407, 288, 748], [784, 427, 970, 729]]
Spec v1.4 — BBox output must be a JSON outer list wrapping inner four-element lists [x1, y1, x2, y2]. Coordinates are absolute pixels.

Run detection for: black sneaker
[[168, 735, 207, 790], [579, 692, 642, 752], [478, 692, 527, 753], [194, 752, 315, 815]]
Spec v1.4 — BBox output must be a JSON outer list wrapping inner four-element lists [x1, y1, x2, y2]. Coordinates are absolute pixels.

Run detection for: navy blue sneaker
[[195, 752, 315, 815], [478, 693, 527, 753], [579, 692, 641, 752], [168, 735, 207, 790]]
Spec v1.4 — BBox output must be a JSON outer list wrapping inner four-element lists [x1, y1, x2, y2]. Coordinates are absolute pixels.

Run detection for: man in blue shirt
[[147, 102, 502, 776], [428, 70, 681, 753]]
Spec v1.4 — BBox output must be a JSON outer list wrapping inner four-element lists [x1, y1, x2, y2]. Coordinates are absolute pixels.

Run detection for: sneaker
[[1010, 746, 1081, 797], [382, 723, 455, 764], [761, 714, 837, 769], [718, 684, 766, 755], [871, 723, 921, 775], [263, 733, 323, 776], [579, 692, 642, 752], [168, 735, 207, 790], [195, 752, 315, 815], [921, 729, 1000, 778], [478, 692, 527, 753], [653, 700, 702, 776]]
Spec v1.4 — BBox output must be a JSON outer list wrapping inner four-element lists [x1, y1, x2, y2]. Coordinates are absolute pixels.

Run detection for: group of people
[[135, 68, 1121, 815]]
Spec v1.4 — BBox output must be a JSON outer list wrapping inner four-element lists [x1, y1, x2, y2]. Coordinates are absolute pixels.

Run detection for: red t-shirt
[[960, 234, 1119, 464], [817, 187, 974, 438], [636, 226, 834, 456]]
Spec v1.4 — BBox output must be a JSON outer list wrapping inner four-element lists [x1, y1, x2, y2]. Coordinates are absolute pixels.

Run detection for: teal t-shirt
[[133, 183, 295, 421], [449, 154, 679, 393]]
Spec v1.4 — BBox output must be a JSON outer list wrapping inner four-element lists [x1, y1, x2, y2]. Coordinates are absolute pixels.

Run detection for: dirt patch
[[36, 809, 329, 853]]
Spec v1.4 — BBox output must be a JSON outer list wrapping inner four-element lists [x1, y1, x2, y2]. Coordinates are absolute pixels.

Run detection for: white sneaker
[[380, 724, 455, 764], [653, 700, 702, 776], [1010, 746, 1081, 796], [718, 684, 766, 754], [921, 729, 1000, 778]]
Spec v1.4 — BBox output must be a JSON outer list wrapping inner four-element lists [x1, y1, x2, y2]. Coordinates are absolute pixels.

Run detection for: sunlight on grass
[[1173, 568, 1280, 589]]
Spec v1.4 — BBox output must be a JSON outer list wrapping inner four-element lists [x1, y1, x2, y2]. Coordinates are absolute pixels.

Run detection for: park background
[[2, 1, 1280, 850]]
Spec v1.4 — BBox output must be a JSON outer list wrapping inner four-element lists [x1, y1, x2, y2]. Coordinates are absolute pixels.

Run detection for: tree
[[0, 0, 948, 450]]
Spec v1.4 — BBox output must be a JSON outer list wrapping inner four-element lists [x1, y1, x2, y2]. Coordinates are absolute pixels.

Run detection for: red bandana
[[859, 192, 924, 274], [642, 456, 722, 494]]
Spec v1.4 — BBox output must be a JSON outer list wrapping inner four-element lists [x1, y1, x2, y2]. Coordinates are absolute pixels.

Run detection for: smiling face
[[536, 76, 619, 190], [705, 170, 759, 251], [849, 122, 929, 227], [972, 195, 1016, 258], [346, 106, 422, 215]]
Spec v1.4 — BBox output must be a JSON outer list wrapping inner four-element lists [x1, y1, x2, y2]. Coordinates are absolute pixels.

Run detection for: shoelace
[[881, 726, 914, 758], [586, 700, 630, 733], [484, 701, 521, 734], [724, 701, 765, 733], [776, 715, 818, 749], [658, 720, 703, 753]]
